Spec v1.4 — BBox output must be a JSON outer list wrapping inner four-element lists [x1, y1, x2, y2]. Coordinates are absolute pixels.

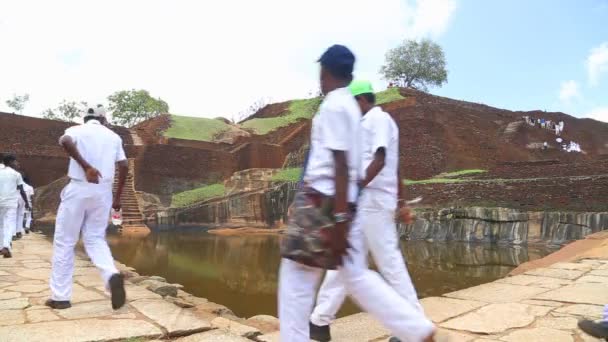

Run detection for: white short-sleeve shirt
[[0, 164, 24, 208], [62, 120, 127, 184], [303, 87, 361, 203], [359, 107, 400, 210]]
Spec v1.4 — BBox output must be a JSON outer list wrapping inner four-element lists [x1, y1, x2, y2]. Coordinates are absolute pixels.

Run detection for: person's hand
[[112, 194, 121, 211], [398, 205, 414, 224], [25, 203, 31, 211], [85, 167, 102, 184], [329, 221, 350, 265]]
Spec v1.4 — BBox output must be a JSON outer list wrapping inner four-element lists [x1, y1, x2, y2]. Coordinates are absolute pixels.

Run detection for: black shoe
[[109, 273, 126, 310], [578, 319, 608, 338], [388, 337, 402, 342], [45, 299, 72, 310], [16, 232, 22, 239], [25, 229, 30, 234], [310, 322, 331, 342], [0, 248, 11, 258]]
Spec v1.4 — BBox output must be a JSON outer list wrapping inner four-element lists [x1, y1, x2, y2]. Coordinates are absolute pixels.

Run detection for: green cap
[[348, 80, 374, 97]]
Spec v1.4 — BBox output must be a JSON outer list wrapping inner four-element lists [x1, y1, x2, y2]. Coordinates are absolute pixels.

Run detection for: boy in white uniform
[[278, 46, 435, 342], [0, 154, 30, 258], [309, 81, 426, 342], [23, 177, 34, 233], [46, 106, 129, 310]]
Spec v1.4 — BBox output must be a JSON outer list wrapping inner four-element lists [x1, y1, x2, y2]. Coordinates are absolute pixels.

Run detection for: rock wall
[[400, 207, 608, 245]]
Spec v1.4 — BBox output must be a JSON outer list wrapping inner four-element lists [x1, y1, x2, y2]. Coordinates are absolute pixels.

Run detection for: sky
[[0, 0, 607, 122]]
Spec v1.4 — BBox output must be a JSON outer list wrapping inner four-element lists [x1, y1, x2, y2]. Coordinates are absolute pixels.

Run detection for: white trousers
[[310, 198, 423, 327], [15, 203, 25, 235], [0, 207, 17, 250], [278, 196, 434, 342], [50, 181, 119, 301], [25, 210, 32, 229]]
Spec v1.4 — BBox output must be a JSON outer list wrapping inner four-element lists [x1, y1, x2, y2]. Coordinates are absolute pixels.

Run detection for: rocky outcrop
[[400, 207, 608, 245]]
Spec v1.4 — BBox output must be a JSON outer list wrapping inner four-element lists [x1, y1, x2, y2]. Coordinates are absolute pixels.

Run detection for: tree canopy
[[42, 100, 88, 122], [380, 39, 448, 91], [107, 89, 169, 127], [5, 93, 30, 114]]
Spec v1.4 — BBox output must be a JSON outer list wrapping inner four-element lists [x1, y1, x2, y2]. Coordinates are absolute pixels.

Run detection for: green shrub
[[171, 183, 225, 208], [272, 168, 303, 182], [164, 115, 231, 141]]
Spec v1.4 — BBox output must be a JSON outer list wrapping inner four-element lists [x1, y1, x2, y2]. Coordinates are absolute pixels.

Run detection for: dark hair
[[356, 93, 376, 104], [23, 176, 31, 185], [3, 154, 16, 165], [323, 64, 353, 81]]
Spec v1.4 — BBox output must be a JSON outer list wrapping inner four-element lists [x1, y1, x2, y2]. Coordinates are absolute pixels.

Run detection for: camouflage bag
[[280, 187, 341, 270]]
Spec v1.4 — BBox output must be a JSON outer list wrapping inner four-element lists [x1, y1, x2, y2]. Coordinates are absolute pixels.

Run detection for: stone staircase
[[113, 159, 144, 225]]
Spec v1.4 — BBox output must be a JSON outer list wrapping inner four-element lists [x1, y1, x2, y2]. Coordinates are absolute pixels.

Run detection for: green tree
[[107, 89, 169, 127], [380, 39, 448, 91], [43, 100, 88, 122], [6, 93, 30, 114]]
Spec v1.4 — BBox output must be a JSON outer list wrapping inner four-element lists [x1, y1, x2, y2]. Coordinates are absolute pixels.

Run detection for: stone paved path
[[2, 233, 607, 341]]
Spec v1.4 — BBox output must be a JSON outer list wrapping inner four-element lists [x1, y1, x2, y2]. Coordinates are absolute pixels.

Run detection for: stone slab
[[0, 291, 21, 300], [435, 328, 476, 342], [535, 283, 608, 305], [536, 315, 579, 330], [576, 275, 608, 284], [211, 317, 260, 338], [549, 262, 593, 271], [26, 309, 61, 323], [420, 297, 487, 323], [131, 299, 211, 336], [500, 327, 574, 342], [496, 274, 572, 289], [554, 304, 604, 319], [524, 268, 585, 280], [4, 284, 48, 293], [445, 283, 549, 303], [0, 318, 162, 342], [16, 268, 50, 281], [176, 330, 251, 341], [441, 303, 551, 334], [519, 299, 564, 307], [56, 300, 132, 320], [0, 298, 29, 310], [589, 269, 608, 277], [0, 309, 25, 326]]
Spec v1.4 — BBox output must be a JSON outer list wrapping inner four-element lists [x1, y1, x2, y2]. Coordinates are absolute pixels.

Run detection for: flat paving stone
[[524, 268, 585, 280], [445, 283, 549, 303], [496, 274, 573, 289], [435, 328, 475, 342], [26, 308, 61, 323], [441, 303, 551, 334], [16, 268, 50, 280], [56, 300, 132, 320], [500, 327, 574, 342], [589, 269, 608, 277], [576, 275, 608, 283], [131, 298, 212, 336], [211, 317, 260, 338], [178, 329, 252, 341], [554, 304, 604, 319], [0, 318, 162, 342], [0, 309, 25, 326], [519, 299, 564, 307], [536, 315, 579, 330], [535, 283, 608, 305], [0, 297, 29, 310], [0, 291, 21, 300], [549, 262, 593, 271], [4, 284, 48, 293], [420, 297, 487, 323]]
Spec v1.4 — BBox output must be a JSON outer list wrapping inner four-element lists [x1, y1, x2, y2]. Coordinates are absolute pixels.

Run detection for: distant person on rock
[[0, 154, 29, 258], [47, 105, 128, 310], [278, 45, 435, 342], [309, 80, 428, 342], [22, 176, 34, 233]]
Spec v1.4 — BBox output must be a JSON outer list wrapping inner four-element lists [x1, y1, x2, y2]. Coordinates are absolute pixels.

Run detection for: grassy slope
[[241, 88, 405, 135], [171, 183, 225, 208], [164, 115, 232, 141], [271, 168, 303, 182]]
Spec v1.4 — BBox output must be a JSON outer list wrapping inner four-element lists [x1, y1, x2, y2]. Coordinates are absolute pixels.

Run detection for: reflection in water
[[107, 230, 556, 318]]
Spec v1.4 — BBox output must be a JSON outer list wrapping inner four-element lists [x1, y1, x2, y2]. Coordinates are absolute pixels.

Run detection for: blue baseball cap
[[318, 44, 355, 75]]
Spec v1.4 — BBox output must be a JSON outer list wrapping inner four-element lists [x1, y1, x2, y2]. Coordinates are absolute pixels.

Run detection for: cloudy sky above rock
[[0, 0, 607, 122]]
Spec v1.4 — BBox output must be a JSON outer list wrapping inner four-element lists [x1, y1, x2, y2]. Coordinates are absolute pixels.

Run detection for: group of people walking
[[279, 45, 435, 342], [0, 154, 34, 258], [524, 115, 565, 136]]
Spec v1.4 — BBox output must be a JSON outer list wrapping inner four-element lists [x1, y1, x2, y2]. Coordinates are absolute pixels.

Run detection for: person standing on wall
[[46, 105, 128, 310], [278, 45, 435, 342], [309, 80, 427, 342], [23, 176, 34, 234], [0, 154, 30, 258]]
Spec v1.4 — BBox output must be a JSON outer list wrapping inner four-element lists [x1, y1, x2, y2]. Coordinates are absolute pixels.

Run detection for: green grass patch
[[376, 87, 405, 104], [171, 183, 225, 208], [272, 168, 303, 182], [404, 178, 469, 185], [241, 97, 322, 135], [436, 169, 487, 178], [164, 115, 232, 141]]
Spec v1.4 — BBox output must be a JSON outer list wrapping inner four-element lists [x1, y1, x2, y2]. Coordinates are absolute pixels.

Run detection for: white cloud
[[587, 42, 608, 86], [585, 107, 608, 123], [558, 80, 581, 104], [0, 0, 457, 120]]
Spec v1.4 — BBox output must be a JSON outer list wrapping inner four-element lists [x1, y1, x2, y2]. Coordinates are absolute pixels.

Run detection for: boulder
[[140, 279, 178, 297]]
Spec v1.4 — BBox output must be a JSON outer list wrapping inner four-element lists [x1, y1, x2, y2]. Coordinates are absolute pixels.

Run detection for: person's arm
[[359, 148, 385, 189], [331, 150, 349, 260], [18, 185, 30, 210], [359, 114, 391, 189], [59, 135, 102, 183]]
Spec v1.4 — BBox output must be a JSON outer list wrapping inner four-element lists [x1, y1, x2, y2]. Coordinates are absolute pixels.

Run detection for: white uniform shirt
[[21, 184, 34, 207], [303, 87, 361, 203], [359, 107, 400, 210], [63, 120, 127, 184], [0, 164, 24, 208]]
